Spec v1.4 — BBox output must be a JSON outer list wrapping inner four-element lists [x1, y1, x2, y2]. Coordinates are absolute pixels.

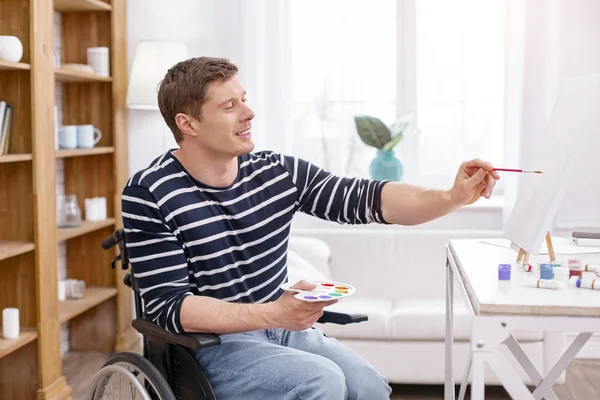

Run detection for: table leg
[[505, 335, 559, 400], [470, 352, 486, 400], [445, 257, 455, 400], [486, 350, 535, 399], [531, 332, 593, 399], [457, 351, 471, 400]]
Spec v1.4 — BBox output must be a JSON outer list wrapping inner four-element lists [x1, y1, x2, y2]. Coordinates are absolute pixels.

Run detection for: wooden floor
[[64, 351, 600, 399]]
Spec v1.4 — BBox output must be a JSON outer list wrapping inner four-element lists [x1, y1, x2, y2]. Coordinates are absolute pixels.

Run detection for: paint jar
[[539, 263, 554, 280], [498, 264, 511, 280], [568, 258, 583, 278]]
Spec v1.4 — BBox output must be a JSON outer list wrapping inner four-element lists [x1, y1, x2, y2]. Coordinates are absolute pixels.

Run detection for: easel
[[515, 232, 556, 264]]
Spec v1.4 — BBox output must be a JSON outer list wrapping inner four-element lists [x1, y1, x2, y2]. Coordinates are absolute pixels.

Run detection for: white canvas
[[504, 73, 600, 255]]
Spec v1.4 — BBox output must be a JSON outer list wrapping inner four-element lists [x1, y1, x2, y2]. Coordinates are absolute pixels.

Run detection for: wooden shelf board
[[59, 287, 118, 324], [54, 0, 112, 12], [55, 68, 112, 83], [56, 147, 114, 158], [0, 60, 31, 71], [0, 241, 35, 262], [0, 327, 37, 359], [0, 154, 33, 163], [58, 219, 115, 242]]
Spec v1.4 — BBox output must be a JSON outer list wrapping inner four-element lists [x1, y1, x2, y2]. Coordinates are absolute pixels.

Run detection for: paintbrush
[[492, 168, 542, 174]]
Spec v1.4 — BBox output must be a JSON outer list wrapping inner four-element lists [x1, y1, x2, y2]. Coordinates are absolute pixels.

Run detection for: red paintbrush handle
[[492, 168, 522, 172]]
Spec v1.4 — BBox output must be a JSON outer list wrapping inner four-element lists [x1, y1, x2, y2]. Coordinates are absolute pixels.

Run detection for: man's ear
[[175, 113, 198, 138]]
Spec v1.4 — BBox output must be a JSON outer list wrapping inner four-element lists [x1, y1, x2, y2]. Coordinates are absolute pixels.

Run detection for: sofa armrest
[[318, 310, 368, 325], [132, 318, 221, 350]]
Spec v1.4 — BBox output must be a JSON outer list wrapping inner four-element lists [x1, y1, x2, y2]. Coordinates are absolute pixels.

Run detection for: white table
[[445, 238, 600, 400]]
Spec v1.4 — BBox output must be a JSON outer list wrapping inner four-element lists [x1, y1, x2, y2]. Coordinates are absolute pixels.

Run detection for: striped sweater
[[121, 149, 389, 333]]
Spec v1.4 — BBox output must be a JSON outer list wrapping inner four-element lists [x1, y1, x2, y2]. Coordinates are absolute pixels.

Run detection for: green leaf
[[354, 115, 391, 149], [382, 133, 404, 151]]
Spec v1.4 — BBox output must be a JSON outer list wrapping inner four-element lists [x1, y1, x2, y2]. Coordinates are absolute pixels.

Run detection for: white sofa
[[288, 227, 566, 386]]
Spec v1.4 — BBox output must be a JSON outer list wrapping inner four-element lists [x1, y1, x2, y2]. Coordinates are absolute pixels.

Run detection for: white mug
[[87, 47, 109, 77], [59, 125, 78, 149], [2, 308, 19, 339], [58, 280, 66, 301], [77, 124, 102, 148]]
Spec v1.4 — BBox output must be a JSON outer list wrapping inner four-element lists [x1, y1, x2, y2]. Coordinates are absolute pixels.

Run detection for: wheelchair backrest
[[101, 228, 145, 319]]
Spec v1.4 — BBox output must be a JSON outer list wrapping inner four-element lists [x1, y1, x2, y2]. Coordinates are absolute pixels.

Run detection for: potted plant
[[354, 113, 416, 181]]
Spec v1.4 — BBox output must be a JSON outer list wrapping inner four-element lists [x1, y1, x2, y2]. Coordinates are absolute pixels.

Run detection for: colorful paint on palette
[[280, 280, 356, 302]]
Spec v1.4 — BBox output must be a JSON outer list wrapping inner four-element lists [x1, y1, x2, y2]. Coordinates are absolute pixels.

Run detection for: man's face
[[187, 75, 255, 157]]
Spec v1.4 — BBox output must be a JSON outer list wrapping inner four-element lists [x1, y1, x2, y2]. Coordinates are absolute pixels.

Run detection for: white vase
[[0, 36, 23, 63]]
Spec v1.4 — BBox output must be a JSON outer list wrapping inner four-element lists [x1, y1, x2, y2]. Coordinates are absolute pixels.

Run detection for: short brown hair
[[157, 57, 239, 142]]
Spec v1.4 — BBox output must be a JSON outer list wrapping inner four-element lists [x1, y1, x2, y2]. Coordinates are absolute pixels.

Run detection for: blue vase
[[370, 149, 403, 181]]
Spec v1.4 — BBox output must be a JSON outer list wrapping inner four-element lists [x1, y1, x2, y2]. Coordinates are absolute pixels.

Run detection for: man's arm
[[122, 184, 334, 334], [380, 159, 500, 225], [279, 154, 387, 224]]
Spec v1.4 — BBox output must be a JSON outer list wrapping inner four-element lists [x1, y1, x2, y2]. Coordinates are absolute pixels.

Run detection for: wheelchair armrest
[[132, 318, 221, 350], [317, 310, 368, 325]]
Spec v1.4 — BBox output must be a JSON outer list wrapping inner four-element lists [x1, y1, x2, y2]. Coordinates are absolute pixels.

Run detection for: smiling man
[[121, 56, 499, 399]]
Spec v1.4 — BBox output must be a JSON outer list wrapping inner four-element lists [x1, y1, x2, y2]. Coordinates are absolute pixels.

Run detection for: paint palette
[[280, 280, 355, 302]]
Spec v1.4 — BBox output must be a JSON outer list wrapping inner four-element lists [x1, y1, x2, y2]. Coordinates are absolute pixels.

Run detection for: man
[[122, 56, 499, 399]]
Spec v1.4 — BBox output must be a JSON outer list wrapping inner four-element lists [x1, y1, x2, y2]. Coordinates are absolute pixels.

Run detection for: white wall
[[126, 0, 218, 175]]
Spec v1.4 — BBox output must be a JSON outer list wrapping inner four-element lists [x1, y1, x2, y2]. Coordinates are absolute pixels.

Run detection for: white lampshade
[[127, 41, 188, 110]]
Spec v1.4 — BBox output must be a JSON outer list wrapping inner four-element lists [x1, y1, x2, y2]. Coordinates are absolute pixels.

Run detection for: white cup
[[77, 124, 102, 148], [59, 125, 78, 149], [2, 308, 20, 339], [0, 36, 23, 63], [58, 280, 66, 301], [87, 47, 109, 77], [85, 197, 108, 221]]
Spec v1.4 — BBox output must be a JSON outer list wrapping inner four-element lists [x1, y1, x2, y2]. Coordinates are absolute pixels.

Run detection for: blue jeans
[[191, 327, 392, 399]]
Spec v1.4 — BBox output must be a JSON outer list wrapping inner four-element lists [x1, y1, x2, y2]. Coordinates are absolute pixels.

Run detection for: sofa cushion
[[286, 248, 330, 283], [318, 297, 393, 340], [288, 236, 333, 280], [391, 299, 543, 341]]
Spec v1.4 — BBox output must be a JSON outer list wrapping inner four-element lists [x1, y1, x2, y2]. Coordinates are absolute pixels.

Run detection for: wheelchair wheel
[[89, 352, 175, 400]]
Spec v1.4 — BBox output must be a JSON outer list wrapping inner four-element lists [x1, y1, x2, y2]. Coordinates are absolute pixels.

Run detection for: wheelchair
[[88, 228, 368, 399]]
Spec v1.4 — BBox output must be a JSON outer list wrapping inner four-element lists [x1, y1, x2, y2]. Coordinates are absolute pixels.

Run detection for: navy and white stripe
[[121, 150, 389, 333]]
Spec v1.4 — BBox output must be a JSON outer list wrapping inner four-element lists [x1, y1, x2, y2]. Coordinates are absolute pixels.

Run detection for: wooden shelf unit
[[54, 0, 112, 12], [56, 146, 114, 158], [0, 1, 131, 399], [0, 153, 33, 163], [55, 67, 112, 83], [58, 219, 115, 242], [0, 240, 35, 262], [0, 327, 37, 359], [0, 60, 31, 71], [59, 287, 118, 324]]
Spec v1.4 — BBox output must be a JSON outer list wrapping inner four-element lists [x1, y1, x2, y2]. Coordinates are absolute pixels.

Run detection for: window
[[289, 0, 506, 190]]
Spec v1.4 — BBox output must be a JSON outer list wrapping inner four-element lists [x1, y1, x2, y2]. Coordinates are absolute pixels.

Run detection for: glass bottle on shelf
[[57, 194, 82, 227]]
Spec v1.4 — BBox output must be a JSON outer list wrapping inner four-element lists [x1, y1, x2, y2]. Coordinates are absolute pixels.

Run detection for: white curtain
[[502, 0, 600, 229], [213, 0, 292, 154]]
